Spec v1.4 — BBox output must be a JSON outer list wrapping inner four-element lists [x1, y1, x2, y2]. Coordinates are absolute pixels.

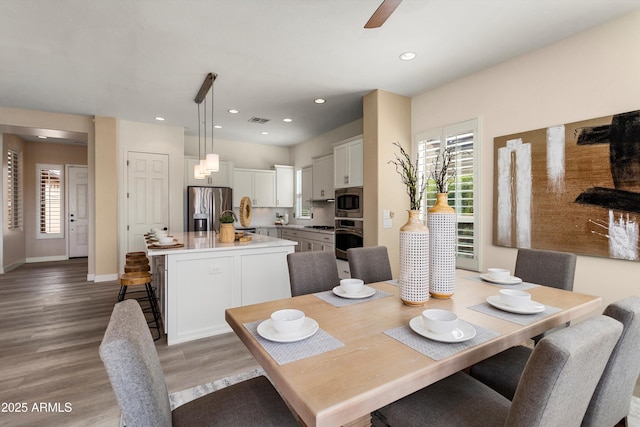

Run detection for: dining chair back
[[581, 296, 640, 427], [469, 295, 640, 426], [515, 248, 577, 290], [287, 251, 340, 296], [373, 315, 622, 427], [516, 248, 577, 342], [347, 246, 392, 284], [100, 300, 297, 427]]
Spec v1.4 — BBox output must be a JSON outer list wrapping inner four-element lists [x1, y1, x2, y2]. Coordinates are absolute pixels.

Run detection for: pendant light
[[205, 74, 219, 172], [193, 101, 207, 179]]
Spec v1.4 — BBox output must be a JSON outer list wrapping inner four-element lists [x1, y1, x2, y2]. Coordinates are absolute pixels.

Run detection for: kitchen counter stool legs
[[118, 253, 162, 340]]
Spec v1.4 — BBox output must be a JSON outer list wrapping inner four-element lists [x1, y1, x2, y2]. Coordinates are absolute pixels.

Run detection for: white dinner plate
[[257, 317, 319, 343], [409, 316, 477, 343], [480, 274, 523, 285], [486, 295, 546, 314], [332, 285, 376, 299]]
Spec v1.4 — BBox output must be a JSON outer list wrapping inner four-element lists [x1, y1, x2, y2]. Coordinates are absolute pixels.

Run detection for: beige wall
[[95, 117, 118, 279], [24, 140, 87, 260], [363, 90, 411, 278], [2, 134, 26, 270], [411, 11, 640, 307]]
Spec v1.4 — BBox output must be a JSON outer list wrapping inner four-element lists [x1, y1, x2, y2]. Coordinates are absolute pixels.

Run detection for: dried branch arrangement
[[388, 142, 428, 210]]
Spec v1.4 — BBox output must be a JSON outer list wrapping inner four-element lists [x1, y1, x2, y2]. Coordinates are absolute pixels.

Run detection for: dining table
[[224, 270, 602, 427]]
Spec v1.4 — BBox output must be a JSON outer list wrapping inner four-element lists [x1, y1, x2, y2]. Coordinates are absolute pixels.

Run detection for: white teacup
[[158, 236, 174, 245], [499, 289, 531, 307], [270, 309, 305, 335], [340, 278, 364, 294], [487, 267, 510, 281], [422, 309, 458, 334]]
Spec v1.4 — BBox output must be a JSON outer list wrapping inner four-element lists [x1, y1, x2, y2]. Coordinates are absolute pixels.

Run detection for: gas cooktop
[[304, 225, 335, 230]]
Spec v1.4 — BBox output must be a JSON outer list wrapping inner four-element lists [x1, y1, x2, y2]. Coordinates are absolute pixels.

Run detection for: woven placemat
[[384, 322, 500, 361], [465, 274, 539, 291], [468, 302, 562, 325], [313, 288, 393, 307], [243, 319, 344, 365]]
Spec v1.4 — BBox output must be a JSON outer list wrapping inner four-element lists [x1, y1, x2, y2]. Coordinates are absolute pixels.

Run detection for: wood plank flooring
[[0, 259, 259, 427]]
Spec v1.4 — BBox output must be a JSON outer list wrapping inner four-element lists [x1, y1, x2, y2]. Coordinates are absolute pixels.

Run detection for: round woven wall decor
[[239, 196, 252, 226]]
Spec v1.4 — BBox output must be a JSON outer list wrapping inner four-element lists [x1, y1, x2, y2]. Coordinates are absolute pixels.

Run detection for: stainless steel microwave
[[335, 187, 363, 219]]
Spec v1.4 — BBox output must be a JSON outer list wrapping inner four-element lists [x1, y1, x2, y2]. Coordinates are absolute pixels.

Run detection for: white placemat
[[468, 302, 562, 325], [465, 274, 540, 291], [386, 279, 399, 286], [243, 320, 345, 365], [313, 288, 393, 307], [384, 322, 500, 361]]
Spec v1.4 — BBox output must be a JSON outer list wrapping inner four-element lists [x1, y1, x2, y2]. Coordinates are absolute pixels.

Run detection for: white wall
[[411, 11, 640, 307]]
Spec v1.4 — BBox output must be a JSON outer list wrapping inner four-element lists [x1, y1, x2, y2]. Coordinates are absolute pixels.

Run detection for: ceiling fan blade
[[364, 0, 402, 29]]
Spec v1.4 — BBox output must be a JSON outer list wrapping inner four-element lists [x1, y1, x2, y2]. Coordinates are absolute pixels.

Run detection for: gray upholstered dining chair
[[469, 296, 640, 427], [287, 251, 340, 296], [372, 315, 622, 427], [347, 246, 393, 284], [516, 248, 577, 343], [100, 300, 298, 427]]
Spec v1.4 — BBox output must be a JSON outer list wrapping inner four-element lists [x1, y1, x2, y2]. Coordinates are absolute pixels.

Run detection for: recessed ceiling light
[[38, 135, 47, 139], [228, 109, 239, 114], [261, 132, 269, 135], [314, 98, 326, 104], [283, 118, 293, 123], [399, 52, 417, 61], [214, 125, 222, 129], [154, 116, 165, 121]]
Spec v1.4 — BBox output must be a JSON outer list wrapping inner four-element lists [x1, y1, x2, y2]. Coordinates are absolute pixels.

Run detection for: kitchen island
[[147, 231, 296, 345]]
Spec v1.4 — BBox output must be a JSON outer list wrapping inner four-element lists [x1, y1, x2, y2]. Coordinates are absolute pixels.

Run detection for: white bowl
[[487, 267, 510, 281], [422, 309, 458, 334], [340, 278, 364, 294], [270, 309, 305, 335], [155, 232, 168, 239], [499, 289, 531, 307], [158, 236, 174, 244]]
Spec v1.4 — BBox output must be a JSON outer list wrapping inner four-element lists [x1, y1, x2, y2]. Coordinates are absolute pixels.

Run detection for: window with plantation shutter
[[37, 164, 64, 239], [415, 119, 479, 270], [7, 148, 22, 231]]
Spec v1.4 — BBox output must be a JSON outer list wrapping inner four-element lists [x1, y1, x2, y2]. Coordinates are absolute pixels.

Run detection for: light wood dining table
[[225, 270, 602, 427]]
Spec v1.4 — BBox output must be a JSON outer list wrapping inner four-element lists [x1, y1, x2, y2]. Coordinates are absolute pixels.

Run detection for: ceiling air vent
[[248, 117, 270, 124]]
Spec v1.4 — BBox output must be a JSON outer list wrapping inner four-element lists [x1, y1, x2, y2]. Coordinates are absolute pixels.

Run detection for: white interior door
[[127, 152, 169, 252], [67, 165, 89, 258]]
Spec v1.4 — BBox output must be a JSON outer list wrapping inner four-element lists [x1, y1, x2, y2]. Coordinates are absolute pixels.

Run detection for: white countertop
[[146, 231, 297, 256]]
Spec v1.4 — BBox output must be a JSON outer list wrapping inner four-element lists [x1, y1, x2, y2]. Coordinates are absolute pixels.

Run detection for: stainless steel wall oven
[[335, 218, 363, 260]]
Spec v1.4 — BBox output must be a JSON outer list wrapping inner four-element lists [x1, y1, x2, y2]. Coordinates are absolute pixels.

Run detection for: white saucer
[[332, 285, 376, 299], [486, 295, 545, 314], [480, 274, 523, 285], [257, 317, 319, 343], [409, 316, 477, 343]]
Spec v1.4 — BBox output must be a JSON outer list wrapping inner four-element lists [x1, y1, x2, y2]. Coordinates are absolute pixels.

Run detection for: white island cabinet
[[147, 232, 296, 345]]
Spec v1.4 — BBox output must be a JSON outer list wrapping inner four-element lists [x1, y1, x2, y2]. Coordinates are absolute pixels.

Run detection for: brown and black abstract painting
[[493, 109, 640, 261]]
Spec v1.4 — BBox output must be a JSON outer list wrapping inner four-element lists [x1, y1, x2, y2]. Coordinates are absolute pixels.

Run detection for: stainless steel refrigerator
[[187, 186, 232, 232]]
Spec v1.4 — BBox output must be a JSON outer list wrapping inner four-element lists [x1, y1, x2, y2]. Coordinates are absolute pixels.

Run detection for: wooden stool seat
[[125, 251, 147, 258], [120, 272, 152, 285]]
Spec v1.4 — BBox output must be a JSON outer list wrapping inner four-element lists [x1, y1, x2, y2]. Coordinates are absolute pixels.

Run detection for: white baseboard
[[94, 273, 119, 282], [26, 256, 68, 263], [87, 273, 95, 281], [3, 259, 25, 273]]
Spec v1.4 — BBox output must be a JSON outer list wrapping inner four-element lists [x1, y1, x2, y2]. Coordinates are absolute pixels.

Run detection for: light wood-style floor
[[0, 259, 259, 427]]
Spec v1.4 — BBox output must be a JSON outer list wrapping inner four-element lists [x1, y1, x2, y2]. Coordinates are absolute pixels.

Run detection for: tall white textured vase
[[428, 193, 456, 299], [399, 210, 430, 306]]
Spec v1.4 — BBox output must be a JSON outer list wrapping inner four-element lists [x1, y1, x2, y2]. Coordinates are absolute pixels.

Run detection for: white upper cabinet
[[312, 154, 334, 200], [185, 157, 234, 188], [334, 138, 363, 188], [274, 165, 294, 207], [233, 168, 276, 207]]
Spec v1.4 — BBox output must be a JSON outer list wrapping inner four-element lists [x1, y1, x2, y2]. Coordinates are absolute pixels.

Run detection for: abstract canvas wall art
[[493, 109, 640, 261]]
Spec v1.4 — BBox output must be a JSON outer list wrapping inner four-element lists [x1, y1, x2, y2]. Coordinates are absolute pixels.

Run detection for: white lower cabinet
[[282, 228, 334, 254]]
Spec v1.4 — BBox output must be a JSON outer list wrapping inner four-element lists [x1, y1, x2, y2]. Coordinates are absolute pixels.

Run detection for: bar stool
[[118, 272, 161, 340]]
